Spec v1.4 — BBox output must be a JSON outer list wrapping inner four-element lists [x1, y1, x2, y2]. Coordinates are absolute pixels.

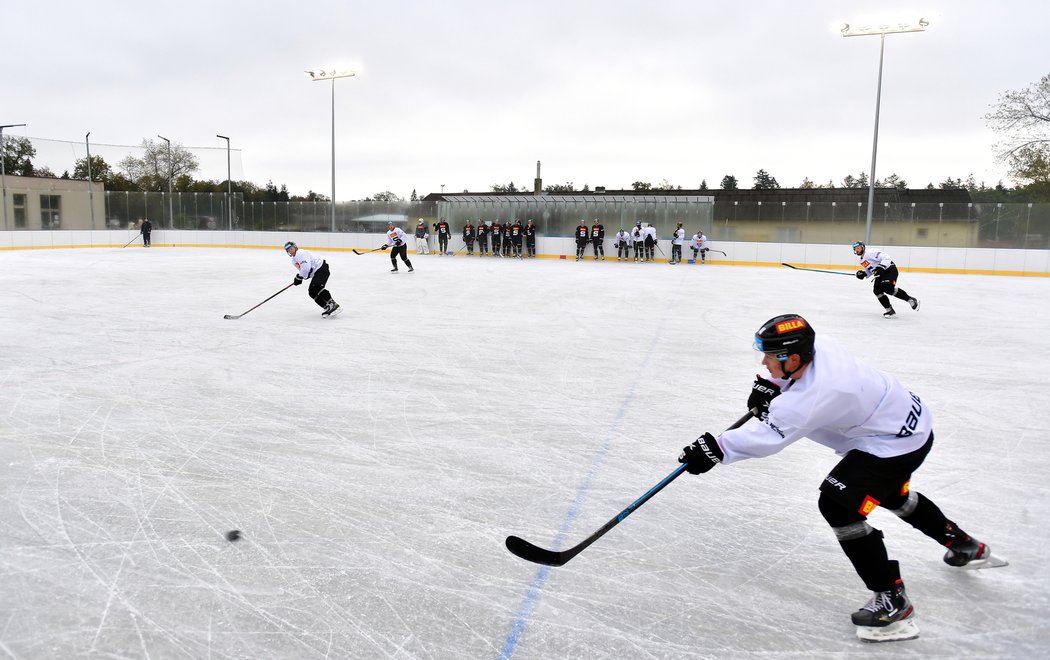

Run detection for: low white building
[[1, 175, 105, 231]]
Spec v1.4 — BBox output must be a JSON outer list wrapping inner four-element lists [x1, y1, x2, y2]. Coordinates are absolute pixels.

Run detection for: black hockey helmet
[[754, 314, 815, 362], [283, 241, 297, 253], [852, 241, 865, 255]]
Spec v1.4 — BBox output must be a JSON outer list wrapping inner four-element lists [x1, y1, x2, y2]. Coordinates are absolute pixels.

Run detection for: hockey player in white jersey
[[853, 241, 919, 317], [669, 223, 685, 264], [678, 314, 996, 643], [284, 241, 340, 317], [382, 222, 414, 273], [691, 231, 710, 263]]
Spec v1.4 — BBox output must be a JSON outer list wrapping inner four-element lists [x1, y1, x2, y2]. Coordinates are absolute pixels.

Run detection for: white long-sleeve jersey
[[645, 226, 658, 241], [384, 227, 408, 247], [716, 336, 932, 464], [691, 233, 708, 250], [615, 230, 631, 244], [291, 248, 324, 279], [857, 248, 894, 279], [673, 228, 685, 245]]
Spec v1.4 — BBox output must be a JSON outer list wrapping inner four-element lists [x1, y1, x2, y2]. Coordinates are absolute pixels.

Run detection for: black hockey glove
[[394, 238, 403, 247], [679, 433, 724, 474], [855, 270, 865, 279], [747, 375, 781, 420], [293, 275, 303, 286], [874, 265, 887, 276], [379, 244, 388, 250]]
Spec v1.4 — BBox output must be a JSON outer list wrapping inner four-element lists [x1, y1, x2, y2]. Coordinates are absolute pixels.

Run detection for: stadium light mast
[[86, 132, 96, 230], [1, 123, 27, 231], [841, 17, 929, 244], [157, 135, 174, 228], [216, 134, 232, 230], [305, 68, 356, 232]]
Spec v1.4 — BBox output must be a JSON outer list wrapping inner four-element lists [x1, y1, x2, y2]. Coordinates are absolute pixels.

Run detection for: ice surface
[[1, 247, 1048, 658]]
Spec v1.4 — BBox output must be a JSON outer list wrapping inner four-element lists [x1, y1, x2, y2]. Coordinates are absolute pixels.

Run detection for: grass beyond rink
[[1, 247, 1048, 658]]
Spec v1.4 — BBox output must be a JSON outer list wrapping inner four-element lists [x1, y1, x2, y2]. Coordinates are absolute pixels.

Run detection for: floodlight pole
[[1, 123, 27, 231], [217, 134, 232, 230], [842, 19, 928, 244], [86, 132, 96, 230], [305, 68, 356, 232], [157, 135, 174, 228]]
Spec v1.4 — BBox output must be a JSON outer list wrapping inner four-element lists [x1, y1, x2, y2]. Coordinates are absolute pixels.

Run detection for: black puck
[[225, 530, 241, 542]]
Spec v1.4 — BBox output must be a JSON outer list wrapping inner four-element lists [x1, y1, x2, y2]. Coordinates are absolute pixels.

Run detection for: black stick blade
[[223, 314, 239, 319], [505, 535, 574, 567]]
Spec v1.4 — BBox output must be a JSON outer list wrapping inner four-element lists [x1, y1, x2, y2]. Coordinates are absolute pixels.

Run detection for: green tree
[[719, 175, 738, 190], [753, 169, 780, 189], [631, 181, 653, 191], [118, 138, 200, 192], [799, 177, 815, 189], [1, 136, 37, 176], [878, 173, 908, 190], [491, 182, 519, 193], [939, 177, 964, 190], [73, 155, 112, 182], [369, 191, 402, 202], [410, 189, 419, 201], [544, 182, 576, 192], [842, 174, 857, 188], [699, 179, 708, 191]]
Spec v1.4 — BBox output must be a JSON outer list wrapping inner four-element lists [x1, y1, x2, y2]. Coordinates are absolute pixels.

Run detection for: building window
[[40, 194, 61, 229], [13, 193, 27, 228], [916, 227, 928, 239]]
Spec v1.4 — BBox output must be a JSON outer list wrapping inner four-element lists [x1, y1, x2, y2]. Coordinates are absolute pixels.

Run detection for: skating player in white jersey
[[678, 314, 995, 643], [853, 241, 919, 317], [382, 222, 414, 273], [284, 241, 340, 317]]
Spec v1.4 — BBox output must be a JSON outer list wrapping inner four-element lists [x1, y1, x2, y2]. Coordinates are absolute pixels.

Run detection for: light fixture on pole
[[305, 68, 357, 232], [1, 123, 27, 231], [86, 132, 96, 230], [157, 135, 174, 228], [216, 134, 233, 230], [841, 17, 928, 243]]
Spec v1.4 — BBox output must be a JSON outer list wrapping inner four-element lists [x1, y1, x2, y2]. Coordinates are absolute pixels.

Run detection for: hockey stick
[[708, 249, 727, 256], [506, 408, 758, 567], [781, 263, 853, 276], [120, 232, 142, 248], [223, 283, 295, 319], [352, 246, 387, 256]]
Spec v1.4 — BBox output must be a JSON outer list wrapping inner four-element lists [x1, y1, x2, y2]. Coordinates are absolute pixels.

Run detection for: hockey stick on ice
[[223, 283, 294, 319], [120, 232, 142, 248], [708, 249, 727, 256], [505, 408, 758, 567], [781, 263, 854, 276], [352, 246, 387, 256]]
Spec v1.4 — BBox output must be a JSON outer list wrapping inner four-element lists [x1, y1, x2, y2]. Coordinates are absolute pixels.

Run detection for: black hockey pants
[[308, 261, 333, 308]]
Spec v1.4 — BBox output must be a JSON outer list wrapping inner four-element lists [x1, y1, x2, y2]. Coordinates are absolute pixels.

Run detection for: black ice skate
[[908, 298, 920, 311], [883, 308, 897, 318], [391, 267, 399, 273], [408, 266, 414, 272], [321, 302, 340, 318], [852, 576, 918, 642], [943, 535, 1006, 568]]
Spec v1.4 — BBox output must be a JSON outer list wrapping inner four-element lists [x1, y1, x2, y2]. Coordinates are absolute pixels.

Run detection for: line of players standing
[[415, 217, 713, 264], [418, 218, 540, 258]]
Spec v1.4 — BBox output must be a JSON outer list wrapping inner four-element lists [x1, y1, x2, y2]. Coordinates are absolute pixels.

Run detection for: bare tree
[[119, 138, 200, 192], [986, 73, 1050, 158]]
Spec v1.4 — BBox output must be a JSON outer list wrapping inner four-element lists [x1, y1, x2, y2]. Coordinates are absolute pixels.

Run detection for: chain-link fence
[[2, 185, 1048, 249]]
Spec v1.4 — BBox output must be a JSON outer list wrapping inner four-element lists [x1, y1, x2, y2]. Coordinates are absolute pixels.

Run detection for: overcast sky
[[6, 0, 1048, 200]]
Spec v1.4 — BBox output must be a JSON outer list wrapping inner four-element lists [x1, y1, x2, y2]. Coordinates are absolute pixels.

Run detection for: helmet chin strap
[[780, 355, 808, 379]]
